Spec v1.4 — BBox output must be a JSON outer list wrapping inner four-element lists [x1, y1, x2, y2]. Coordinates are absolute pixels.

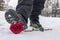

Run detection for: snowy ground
[[0, 0, 60, 40], [0, 11, 60, 40]]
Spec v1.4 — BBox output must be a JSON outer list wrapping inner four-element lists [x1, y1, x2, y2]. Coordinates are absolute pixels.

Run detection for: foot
[[5, 9, 28, 34], [30, 22, 44, 32]]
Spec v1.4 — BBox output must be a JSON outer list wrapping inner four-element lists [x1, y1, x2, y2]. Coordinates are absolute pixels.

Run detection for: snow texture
[[0, 0, 60, 40]]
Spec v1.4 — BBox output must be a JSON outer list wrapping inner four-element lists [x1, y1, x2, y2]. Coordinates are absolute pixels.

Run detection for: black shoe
[[5, 9, 28, 29]]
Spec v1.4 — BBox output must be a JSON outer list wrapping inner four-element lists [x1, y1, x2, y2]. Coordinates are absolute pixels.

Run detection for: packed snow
[[0, 0, 60, 40]]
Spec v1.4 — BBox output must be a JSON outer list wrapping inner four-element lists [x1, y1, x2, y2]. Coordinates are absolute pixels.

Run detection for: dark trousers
[[16, 0, 45, 24]]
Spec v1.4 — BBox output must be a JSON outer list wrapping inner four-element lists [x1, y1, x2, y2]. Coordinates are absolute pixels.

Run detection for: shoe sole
[[5, 9, 21, 24]]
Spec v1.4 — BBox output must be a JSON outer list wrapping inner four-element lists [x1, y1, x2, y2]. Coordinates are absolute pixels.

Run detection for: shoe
[[5, 9, 28, 34], [30, 21, 44, 32]]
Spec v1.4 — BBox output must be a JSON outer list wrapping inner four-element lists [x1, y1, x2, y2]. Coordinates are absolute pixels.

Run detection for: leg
[[30, 0, 45, 31], [16, 0, 33, 29], [30, 0, 45, 24], [16, 0, 33, 23]]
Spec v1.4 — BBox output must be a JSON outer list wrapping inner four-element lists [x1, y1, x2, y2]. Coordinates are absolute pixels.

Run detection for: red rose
[[10, 22, 24, 34]]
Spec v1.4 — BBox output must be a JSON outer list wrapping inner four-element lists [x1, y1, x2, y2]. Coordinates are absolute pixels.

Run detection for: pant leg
[[30, 0, 45, 24], [16, 0, 33, 23]]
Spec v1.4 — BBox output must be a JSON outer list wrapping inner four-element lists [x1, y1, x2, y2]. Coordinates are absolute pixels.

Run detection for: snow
[[0, 0, 60, 40], [0, 11, 60, 40]]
